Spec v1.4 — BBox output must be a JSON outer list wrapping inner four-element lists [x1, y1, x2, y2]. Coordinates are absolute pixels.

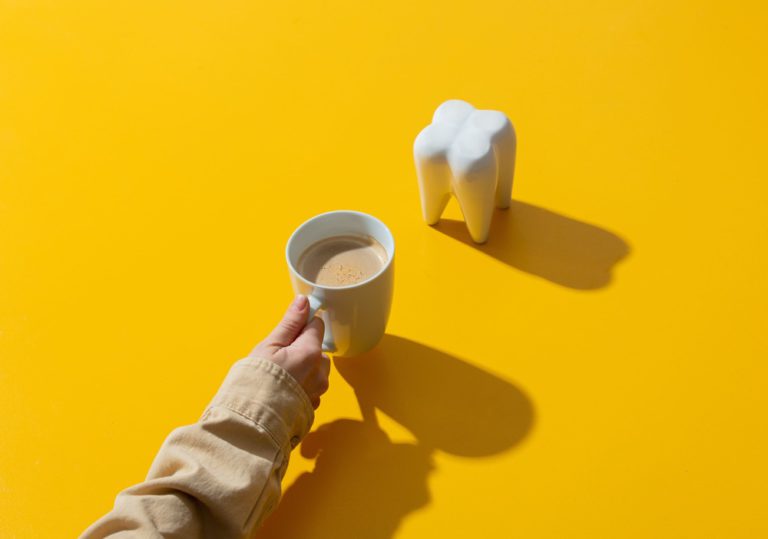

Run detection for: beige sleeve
[[81, 357, 314, 539]]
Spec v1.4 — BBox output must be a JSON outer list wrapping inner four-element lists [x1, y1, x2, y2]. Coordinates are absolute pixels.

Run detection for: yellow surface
[[1, 1, 767, 537]]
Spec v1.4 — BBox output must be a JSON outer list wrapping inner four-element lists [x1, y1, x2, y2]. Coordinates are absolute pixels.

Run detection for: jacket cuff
[[206, 357, 315, 449]]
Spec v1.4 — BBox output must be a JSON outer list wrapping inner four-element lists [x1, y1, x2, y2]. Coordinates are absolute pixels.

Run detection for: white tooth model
[[414, 99, 516, 244]]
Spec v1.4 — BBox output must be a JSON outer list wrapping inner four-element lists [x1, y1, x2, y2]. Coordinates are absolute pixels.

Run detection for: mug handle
[[307, 294, 336, 353]]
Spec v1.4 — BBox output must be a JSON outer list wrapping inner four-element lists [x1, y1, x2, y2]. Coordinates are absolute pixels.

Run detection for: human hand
[[250, 295, 330, 409]]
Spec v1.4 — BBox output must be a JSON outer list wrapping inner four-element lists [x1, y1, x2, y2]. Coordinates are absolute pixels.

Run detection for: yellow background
[[1, 1, 767, 537]]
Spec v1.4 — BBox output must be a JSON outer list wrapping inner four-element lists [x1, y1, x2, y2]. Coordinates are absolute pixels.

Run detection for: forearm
[[81, 358, 314, 539]]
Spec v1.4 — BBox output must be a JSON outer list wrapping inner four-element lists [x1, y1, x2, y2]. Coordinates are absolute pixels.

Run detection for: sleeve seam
[[238, 358, 314, 419], [207, 403, 285, 451]]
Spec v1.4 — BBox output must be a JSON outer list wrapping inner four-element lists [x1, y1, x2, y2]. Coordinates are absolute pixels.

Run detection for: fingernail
[[291, 295, 307, 311]]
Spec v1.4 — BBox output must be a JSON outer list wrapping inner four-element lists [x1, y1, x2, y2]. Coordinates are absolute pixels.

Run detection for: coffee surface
[[297, 235, 387, 287]]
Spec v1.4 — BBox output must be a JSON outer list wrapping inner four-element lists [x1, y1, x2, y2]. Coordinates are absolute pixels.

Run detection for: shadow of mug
[[254, 335, 534, 539], [434, 200, 630, 290]]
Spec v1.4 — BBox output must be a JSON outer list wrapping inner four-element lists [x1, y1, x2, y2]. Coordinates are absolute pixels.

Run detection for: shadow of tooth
[[435, 200, 631, 290]]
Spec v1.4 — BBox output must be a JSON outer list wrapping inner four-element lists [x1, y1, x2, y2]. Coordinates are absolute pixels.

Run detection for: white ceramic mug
[[285, 210, 395, 357]]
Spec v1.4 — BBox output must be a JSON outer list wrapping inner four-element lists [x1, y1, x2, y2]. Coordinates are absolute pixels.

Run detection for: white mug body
[[285, 210, 395, 357]]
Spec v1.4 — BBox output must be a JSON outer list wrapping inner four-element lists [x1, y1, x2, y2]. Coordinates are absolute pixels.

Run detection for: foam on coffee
[[297, 234, 387, 287]]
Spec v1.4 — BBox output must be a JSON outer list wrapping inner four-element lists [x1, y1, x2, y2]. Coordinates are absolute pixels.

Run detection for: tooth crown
[[414, 99, 516, 244]]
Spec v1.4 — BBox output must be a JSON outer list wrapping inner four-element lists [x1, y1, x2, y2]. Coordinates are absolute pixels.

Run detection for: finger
[[319, 353, 331, 380], [265, 295, 309, 347], [291, 316, 324, 351], [311, 397, 321, 410], [313, 355, 331, 397]]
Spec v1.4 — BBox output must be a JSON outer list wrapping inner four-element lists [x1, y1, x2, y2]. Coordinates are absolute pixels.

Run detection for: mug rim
[[285, 209, 395, 291]]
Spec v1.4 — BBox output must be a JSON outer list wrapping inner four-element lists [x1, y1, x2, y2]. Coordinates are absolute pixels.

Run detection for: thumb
[[291, 316, 324, 351], [265, 295, 309, 347]]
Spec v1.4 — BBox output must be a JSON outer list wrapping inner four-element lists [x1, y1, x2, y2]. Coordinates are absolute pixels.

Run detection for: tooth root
[[448, 128, 498, 244], [467, 110, 516, 209], [415, 156, 452, 225], [414, 124, 454, 225]]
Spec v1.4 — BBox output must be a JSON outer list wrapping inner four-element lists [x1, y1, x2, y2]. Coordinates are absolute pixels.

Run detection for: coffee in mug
[[297, 235, 388, 287]]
